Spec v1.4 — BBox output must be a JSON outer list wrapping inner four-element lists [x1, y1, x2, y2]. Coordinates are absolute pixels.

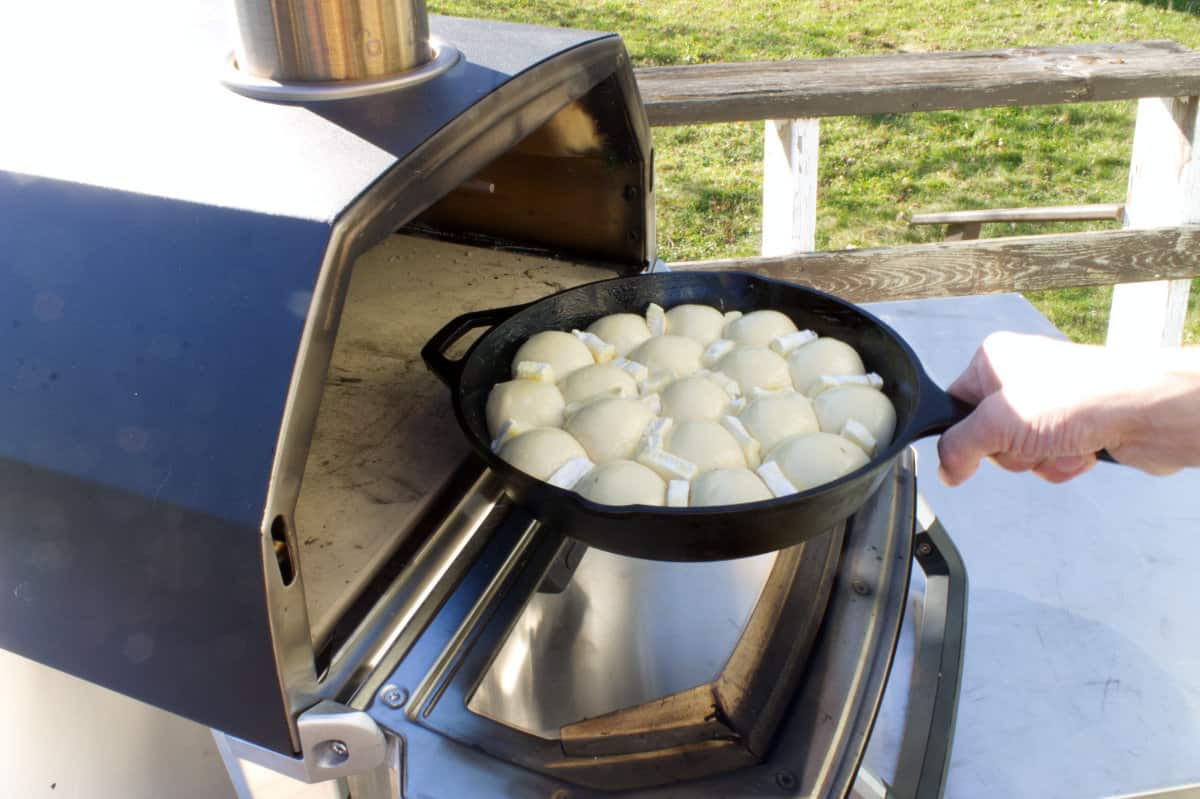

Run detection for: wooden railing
[[634, 40, 1200, 347]]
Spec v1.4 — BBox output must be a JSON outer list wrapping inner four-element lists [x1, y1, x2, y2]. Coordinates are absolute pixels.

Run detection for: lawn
[[431, 0, 1200, 344]]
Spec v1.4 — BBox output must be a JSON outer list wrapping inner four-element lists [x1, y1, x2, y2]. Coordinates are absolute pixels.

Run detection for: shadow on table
[[947, 589, 1200, 799]]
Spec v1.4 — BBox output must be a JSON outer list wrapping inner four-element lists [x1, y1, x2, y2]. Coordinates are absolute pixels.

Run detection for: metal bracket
[[295, 701, 388, 782], [217, 700, 388, 785]]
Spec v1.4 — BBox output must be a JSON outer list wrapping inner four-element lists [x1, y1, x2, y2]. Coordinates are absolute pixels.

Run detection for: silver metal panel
[[866, 293, 1200, 799], [0, 3, 611, 221], [468, 549, 777, 738]]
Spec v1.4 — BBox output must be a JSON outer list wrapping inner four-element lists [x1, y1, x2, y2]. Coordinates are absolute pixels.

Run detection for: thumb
[[936, 393, 1013, 486]]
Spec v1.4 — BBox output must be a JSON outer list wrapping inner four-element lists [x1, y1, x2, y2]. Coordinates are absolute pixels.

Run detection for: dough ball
[[787, 338, 865, 394], [498, 428, 587, 480], [724, 310, 798, 348], [690, 468, 772, 507], [628, 335, 704, 379], [813, 385, 897, 447], [660, 375, 731, 422], [559, 363, 638, 405], [665, 304, 726, 346], [575, 460, 666, 506], [666, 420, 747, 472], [512, 330, 594, 379], [486, 380, 565, 438], [586, 313, 652, 357], [715, 347, 791, 393], [739, 392, 820, 451], [767, 432, 870, 491], [565, 397, 656, 464]]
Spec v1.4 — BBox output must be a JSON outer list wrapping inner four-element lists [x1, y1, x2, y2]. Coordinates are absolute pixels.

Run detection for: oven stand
[[854, 503, 968, 799]]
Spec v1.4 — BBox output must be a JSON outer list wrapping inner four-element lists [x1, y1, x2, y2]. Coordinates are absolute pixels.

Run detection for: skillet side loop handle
[[911, 374, 1121, 465], [421, 302, 531, 387]]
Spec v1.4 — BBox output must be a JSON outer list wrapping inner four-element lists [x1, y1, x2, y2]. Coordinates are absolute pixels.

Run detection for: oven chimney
[[228, 0, 434, 83]]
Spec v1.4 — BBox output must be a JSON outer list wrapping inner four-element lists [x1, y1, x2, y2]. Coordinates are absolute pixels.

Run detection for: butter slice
[[720, 415, 763, 469], [769, 329, 818, 356], [841, 418, 879, 456], [807, 372, 884, 398], [701, 338, 736, 368], [572, 330, 616, 364], [756, 461, 799, 498], [637, 448, 699, 481], [547, 456, 595, 489], [646, 303, 667, 336], [613, 357, 650, 382], [490, 418, 531, 453], [640, 417, 675, 452], [640, 370, 675, 395], [514, 360, 556, 383]]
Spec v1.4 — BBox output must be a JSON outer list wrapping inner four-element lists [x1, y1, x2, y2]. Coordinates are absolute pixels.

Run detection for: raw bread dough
[[486, 380, 565, 437], [739, 392, 820, 451], [628, 335, 704, 378], [666, 420, 747, 472], [512, 330, 594, 378], [813, 385, 897, 447], [767, 432, 870, 490], [575, 460, 666, 506], [498, 428, 588, 480], [565, 397, 656, 463], [660, 375, 731, 421], [715, 347, 791, 393], [724, 310, 798, 348], [665, 304, 726, 345], [586, 313, 652, 357], [559, 363, 639, 405], [690, 468, 772, 507], [786, 337, 866, 394]]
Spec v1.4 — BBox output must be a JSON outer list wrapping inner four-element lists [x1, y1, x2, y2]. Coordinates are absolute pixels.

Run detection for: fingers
[[936, 394, 1012, 486], [946, 353, 991, 405], [1032, 454, 1097, 484]]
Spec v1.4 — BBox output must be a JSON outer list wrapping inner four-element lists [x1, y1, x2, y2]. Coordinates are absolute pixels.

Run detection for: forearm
[[1105, 347, 1200, 474]]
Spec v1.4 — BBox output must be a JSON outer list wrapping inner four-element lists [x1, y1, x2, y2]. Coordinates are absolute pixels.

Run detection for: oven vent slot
[[271, 515, 297, 586]]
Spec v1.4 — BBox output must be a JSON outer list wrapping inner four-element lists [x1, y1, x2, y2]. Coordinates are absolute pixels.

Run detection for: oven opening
[[287, 76, 651, 672]]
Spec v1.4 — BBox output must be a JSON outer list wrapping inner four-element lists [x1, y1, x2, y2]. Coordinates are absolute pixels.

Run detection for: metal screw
[[775, 770, 798, 791], [329, 740, 349, 758], [916, 541, 933, 557], [380, 684, 409, 709], [851, 579, 870, 596]]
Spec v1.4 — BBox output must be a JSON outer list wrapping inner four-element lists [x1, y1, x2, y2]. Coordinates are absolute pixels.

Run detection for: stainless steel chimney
[[224, 0, 459, 99]]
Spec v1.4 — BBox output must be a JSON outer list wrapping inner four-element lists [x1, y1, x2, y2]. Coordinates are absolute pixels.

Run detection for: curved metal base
[[220, 37, 461, 102]]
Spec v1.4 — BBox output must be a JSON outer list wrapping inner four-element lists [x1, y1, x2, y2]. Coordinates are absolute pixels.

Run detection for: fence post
[[762, 118, 819, 255], [1106, 96, 1199, 348]]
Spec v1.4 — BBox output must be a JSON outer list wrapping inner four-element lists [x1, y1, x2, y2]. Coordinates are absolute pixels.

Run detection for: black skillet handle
[[421, 302, 532, 387], [910, 373, 1118, 463]]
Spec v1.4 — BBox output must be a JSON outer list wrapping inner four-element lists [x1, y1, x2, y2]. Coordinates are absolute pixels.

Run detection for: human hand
[[936, 332, 1200, 486]]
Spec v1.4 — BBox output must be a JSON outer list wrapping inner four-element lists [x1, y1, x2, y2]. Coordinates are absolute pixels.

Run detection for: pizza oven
[[0, 1, 964, 796]]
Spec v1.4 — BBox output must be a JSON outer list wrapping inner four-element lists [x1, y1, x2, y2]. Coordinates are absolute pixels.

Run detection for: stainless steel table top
[[864, 293, 1200, 799]]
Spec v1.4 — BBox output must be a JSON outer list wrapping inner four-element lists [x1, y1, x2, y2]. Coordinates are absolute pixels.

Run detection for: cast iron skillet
[[422, 271, 972, 562]]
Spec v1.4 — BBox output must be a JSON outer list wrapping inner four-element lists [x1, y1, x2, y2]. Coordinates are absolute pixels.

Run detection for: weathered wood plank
[[673, 225, 1200, 302], [911, 204, 1124, 225], [1107, 96, 1199, 348], [636, 41, 1200, 126], [761, 118, 819, 255]]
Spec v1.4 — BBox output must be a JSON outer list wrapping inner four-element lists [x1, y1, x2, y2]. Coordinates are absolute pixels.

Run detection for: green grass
[[431, 0, 1200, 344]]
